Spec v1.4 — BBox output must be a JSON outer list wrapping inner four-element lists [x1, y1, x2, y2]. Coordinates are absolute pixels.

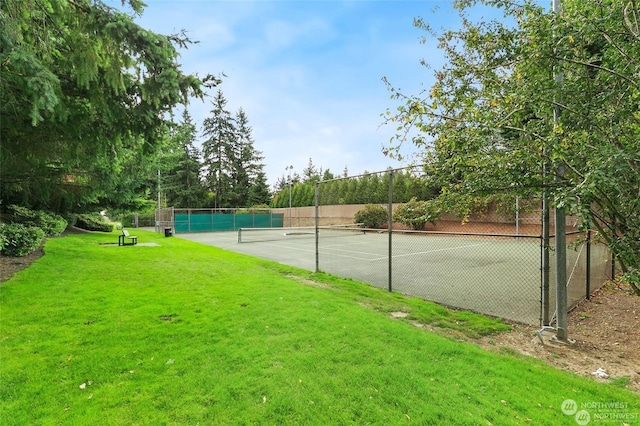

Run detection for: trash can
[[164, 227, 173, 237]]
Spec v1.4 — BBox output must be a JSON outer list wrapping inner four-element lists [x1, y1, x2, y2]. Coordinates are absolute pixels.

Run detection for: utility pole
[[156, 169, 161, 234], [552, 0, 569, 343], [286, 165, 293, 227]]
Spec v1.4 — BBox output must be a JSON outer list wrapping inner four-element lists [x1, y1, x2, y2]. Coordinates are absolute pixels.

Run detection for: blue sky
[[130, 1, 488, 186]]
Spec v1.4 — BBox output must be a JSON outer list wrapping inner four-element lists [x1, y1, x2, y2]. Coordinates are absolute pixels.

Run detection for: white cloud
[[137, 0, 449, 186], [263, 17, 335, 52]]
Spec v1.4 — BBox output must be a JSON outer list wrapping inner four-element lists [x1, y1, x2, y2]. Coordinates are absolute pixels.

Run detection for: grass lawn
[[1, 229, 638, 425]]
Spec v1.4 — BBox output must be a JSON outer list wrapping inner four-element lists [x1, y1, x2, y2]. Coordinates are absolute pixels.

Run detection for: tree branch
[[554, 55, 639, 88], [623, 1, 640, 41]]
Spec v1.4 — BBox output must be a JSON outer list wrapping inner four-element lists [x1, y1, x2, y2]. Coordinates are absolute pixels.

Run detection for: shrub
[[621, 269, 640, 296], [8, 205, 67, 237], [117, 212, 155, 227], [0, 223, 46, 257], [136, 212, 156, 227], [237, 205, 272, 215], [354, 204, 388, 228], [0, 223, 8, 253], [249, 204, 271, 214], [393, 198, 442, 230], [64, 214, 78, 228], [75, 213, 114, 232]]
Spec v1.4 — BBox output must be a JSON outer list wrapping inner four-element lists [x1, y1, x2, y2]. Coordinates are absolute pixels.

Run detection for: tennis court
[[177, 227, 546, 324]]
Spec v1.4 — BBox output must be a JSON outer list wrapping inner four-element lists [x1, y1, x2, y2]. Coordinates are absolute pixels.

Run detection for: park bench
[[118, 229, 138, 246]]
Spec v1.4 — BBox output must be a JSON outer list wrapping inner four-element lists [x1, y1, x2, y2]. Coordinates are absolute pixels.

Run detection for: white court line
[[238, 239, 319, 254], [387, 242, 489, 259], [235, 238, 490, 262], [235, 238, 383, 261], [321, 241, 489, 261], [180, 233, 490, 263], [321, 245, 390, 260]]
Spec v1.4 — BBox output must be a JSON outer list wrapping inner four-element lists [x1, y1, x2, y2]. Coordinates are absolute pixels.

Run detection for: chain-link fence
[[547, 232, 611, 325], [314, 167, 612, 326], [161, 166, 612, 326]]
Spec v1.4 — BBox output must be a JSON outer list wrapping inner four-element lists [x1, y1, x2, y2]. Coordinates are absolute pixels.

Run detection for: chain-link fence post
[[542, 199, 551, 326], [387, 170, 393, 292], [586, 229, 591, 300], [315, 181, 320, 273]]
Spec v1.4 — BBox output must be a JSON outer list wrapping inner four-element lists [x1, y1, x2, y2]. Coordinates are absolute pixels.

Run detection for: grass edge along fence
[[312, 166, 612, 327]]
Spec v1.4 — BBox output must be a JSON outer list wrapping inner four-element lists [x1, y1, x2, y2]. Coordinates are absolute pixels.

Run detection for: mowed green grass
[[1, 230, 637, 425]]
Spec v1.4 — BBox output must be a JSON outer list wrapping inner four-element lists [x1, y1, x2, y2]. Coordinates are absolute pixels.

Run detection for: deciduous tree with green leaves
[[383, 0, 640, 294]]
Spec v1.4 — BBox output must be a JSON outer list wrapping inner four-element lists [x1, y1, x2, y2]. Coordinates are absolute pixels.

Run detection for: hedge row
[[1, 208, 113, 257], [74, 214, 114, 232], [7, 205, 67, 237], [0, 223, 46, 257]]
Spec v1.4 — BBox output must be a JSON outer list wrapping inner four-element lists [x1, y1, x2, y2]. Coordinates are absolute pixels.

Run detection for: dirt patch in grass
[[0, 246, 45, 283], [286, 275, 334, 290], [475, 281, 640, 392], [0, 227, 87, 283]]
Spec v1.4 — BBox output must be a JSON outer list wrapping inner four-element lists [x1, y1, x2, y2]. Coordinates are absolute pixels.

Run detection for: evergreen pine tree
[[248, 170, 271, 206], [201, 90, 235, 208], [233, 109, 270, 207], [302, 157, 320, 183], [164, 110, 205, 208]]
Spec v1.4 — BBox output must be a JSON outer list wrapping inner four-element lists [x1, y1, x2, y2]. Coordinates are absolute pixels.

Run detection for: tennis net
[[237, 225, 365, 243]]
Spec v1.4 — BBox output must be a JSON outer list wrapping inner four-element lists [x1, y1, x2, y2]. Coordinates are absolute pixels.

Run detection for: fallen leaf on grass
[[79, 383, 86, 390]]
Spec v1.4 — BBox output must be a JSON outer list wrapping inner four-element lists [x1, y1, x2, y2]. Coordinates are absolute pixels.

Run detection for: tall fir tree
[[201, 93, 270, 208], [0, 0, 218, 213], [163, 110, 205, 208], [201, 90, 235, 208], [302, 157, 320, 183], [231, 109, 269, 207], [248, 170, 271, 206]]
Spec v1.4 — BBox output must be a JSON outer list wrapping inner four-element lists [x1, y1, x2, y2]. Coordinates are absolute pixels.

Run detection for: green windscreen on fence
[[174, 213, 284, 233]]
